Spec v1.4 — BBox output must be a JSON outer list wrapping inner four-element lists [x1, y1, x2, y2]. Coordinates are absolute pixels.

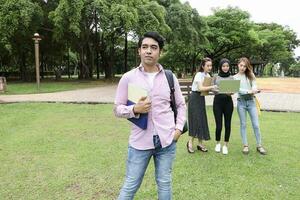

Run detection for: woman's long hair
[[238, 57, 255, 81], [192, 57, 212, 82], [198, 57, 212, 72]]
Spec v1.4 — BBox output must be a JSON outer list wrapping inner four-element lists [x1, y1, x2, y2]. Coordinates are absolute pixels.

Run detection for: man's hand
[[173, 129, 182, 142], [133, 96, 151, 114]]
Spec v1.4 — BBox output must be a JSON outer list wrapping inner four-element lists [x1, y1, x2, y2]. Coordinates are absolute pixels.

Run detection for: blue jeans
[[118, 136, 176, 200], [237, 98, 262, 146]]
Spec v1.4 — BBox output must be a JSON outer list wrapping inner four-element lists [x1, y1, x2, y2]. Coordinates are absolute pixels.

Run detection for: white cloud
[[181, 0, 300, 57]]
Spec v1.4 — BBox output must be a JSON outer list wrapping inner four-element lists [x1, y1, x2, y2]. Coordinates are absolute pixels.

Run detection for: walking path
[[1, 84, 300, 112]]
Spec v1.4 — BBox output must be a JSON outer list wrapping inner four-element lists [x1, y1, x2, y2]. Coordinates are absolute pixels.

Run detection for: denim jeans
[[118, 136, 176, 200], [237, 98, 262, 146]]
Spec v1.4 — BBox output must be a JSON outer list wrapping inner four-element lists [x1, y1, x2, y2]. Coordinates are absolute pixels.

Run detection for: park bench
[[179, 80, 192, 101]]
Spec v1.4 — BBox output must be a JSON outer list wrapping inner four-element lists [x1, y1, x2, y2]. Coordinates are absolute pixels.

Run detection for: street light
[[32, 33, 42, 90]]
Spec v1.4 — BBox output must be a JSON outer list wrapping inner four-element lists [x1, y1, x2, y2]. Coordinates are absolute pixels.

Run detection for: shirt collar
[[138, 63, 163, 73]]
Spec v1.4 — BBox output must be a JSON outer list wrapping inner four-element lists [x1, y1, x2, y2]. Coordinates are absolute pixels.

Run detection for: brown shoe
[[186, 141, 195, 153], [257, 146, 267, 155]]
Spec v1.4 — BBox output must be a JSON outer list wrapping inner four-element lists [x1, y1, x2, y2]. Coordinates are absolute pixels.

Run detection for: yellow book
[[128, 83, 148, 103], [127, 83, 148, 129]]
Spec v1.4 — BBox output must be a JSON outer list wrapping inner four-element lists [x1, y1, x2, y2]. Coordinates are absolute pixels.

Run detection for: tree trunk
[[41, 52, 44, 79], [67, 47, 70, 79], [87, 42, 93, 79], [20, 51, 27, 81], [95, 12, 100, 79], [79, 47, 84, 79], [124, 32, 128, 73], [105, 46, 114, 79], [105, 35, 116, 79]]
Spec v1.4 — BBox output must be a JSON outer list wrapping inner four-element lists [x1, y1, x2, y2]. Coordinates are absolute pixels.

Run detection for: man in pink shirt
[[114, 32, 186, 200]]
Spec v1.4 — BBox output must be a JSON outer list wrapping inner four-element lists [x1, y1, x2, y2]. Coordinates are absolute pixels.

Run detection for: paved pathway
[[1, 85, 299, 112]]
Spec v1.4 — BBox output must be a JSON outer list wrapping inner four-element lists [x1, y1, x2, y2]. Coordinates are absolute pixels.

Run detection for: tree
[[250, 23, 299, 65], [289, 62, 300, 77], [204, 7, 255, 69], [0, 0, 42, 80], [160, 2, 207, 74]]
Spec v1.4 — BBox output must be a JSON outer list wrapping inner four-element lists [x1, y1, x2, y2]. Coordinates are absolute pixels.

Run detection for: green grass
[[1, 79, 118, 95], [0, 103, 299, 199]]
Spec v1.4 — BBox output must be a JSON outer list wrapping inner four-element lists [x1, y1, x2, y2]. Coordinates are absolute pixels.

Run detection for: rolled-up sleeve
[[251, 79, 258, 91], [114, 75, 137, 119], [173, 74, 187, 131]]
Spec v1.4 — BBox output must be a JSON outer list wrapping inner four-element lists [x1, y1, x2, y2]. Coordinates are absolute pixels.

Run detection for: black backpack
[[165, 70, 188, 134]]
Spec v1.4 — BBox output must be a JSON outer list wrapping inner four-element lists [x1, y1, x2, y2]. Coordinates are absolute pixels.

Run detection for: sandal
[[257, 146, 267, 155], [197, 145, 208, 152], [186, 141, 195, 153], [242, 145, 249, 155]]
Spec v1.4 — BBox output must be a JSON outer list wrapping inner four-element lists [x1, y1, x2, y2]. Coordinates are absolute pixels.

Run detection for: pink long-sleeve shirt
[[114, 64, 186, 150]]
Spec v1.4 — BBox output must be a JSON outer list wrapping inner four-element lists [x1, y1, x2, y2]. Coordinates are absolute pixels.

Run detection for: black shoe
[[197, 145, 208, 152], [257, 146, 267, 155]]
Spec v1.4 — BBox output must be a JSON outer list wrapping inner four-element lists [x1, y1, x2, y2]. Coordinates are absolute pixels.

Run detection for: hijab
[[218, 58, 231, 77]]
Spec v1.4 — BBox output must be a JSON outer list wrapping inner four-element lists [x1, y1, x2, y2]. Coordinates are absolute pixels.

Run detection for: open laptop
[[218, 79, 240, 93]]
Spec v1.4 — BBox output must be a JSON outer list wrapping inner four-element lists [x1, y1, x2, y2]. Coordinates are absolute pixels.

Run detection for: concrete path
[[205, 93, 300, 112], [0, 85, 117, 104], [0, 84, 299, 112]]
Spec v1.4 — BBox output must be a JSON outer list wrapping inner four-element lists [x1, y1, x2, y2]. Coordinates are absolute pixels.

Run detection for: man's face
[[138, 37, 160, 67]]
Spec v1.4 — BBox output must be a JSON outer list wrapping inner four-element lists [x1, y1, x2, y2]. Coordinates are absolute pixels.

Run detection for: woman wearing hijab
[[213, 58, 234, 155]]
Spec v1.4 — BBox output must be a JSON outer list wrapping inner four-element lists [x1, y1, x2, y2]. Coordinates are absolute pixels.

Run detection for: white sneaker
[[222, 145, 228, 155], [215, 143, 221, 152]]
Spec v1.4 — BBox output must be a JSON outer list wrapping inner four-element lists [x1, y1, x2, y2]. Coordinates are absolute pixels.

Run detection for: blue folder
[[127, 100, 148, 129]]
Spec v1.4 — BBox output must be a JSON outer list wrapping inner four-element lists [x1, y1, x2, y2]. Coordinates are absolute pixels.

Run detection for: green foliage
[[160, 2, 207, 73], [0, 1, 299, 79], [289, 62, 300, 76], [204, 7, 254, 60], [0, 0, 43, 80], [136, 1, 170, 36], [0, 0, 42, 40], [49, 0, 84, 38], [250, 23, 299, 63], [263, 63, 273, 76]]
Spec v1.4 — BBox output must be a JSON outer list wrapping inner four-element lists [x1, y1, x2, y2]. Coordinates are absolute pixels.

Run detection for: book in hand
[[127, 83, 148, 130], [201, 77, 213, 96]]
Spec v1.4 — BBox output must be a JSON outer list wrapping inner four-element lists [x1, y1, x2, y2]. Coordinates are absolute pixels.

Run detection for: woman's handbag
[[254, 96, 261, 115]]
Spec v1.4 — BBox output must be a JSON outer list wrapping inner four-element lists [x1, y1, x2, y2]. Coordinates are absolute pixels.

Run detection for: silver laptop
[[218, 80, 240, 93]]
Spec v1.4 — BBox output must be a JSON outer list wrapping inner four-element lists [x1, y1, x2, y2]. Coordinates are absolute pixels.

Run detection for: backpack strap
[[164, 70, 178, 122]]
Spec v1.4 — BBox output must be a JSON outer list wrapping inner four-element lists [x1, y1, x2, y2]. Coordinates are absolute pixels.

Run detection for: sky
[[180, 0, 300, 57]]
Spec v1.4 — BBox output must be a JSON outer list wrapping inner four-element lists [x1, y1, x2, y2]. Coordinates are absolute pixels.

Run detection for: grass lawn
[[1, 79, 118, 95], [0, 103, 299, 199]]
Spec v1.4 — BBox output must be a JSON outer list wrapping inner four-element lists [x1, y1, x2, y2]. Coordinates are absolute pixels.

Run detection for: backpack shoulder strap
[[164, 69, 177, 121], [165, 69, 175, 94]]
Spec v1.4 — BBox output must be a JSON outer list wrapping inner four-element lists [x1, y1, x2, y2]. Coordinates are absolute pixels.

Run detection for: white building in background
[[273, 63, 285, 77]]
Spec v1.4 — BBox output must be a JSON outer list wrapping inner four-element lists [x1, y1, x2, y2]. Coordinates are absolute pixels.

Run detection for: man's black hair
[[138, 32, 165, 50]]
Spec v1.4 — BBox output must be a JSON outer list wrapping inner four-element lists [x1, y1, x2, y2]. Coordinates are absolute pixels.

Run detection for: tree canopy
[[0, 0, 299, 80]]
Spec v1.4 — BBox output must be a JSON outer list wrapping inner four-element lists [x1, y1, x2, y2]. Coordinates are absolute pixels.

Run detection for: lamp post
[[32, 33, 42, 90]]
